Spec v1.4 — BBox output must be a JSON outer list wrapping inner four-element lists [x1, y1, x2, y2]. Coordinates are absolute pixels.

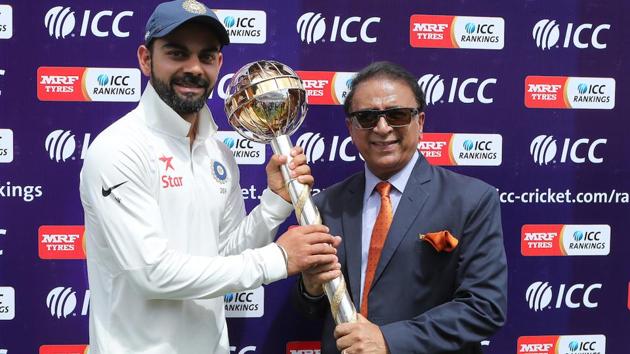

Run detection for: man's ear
[[137, 45, 151, 77]]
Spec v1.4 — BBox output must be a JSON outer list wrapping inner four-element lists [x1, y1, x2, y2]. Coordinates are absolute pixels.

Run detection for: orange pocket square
[[419, 230, 459, 252]]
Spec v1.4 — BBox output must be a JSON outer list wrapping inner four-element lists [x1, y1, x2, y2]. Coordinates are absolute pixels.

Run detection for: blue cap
[[144, 0, 229, 46]]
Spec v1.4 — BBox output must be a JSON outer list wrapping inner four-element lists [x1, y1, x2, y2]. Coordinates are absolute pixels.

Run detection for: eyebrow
[[161, 42, 220, 53]]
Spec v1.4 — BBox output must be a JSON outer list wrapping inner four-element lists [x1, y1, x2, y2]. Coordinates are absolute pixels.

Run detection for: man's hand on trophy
[[266, 146, 313, 203], [276, 224, 341, 276], [335, 314, 390, 354], [301, 238, 343, 296]]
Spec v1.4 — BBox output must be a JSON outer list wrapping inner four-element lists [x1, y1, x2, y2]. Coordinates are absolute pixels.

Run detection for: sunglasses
[[348, 107, 420, 129]]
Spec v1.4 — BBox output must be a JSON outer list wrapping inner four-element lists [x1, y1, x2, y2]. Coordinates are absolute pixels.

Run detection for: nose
[[373, 116, 393, 134], [183, 56, 204, 76]]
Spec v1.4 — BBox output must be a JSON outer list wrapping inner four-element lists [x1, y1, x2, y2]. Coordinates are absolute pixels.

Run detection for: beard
[[150, 67, 213, 115]]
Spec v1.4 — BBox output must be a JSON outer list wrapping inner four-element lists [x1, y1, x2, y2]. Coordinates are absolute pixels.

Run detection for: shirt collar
[[364, 151, 419, 198], [139, 82, 217, 141]]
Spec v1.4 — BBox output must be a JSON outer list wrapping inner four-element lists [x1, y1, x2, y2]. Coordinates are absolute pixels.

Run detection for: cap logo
[[182, 0, 207, 15]]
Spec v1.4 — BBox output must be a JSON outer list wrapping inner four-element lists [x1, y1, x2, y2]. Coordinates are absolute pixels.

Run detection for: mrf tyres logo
[[215, 9, 266, 44], [286, 341, 321, 354], [418, 74, 497, 105], [418, 133, 502, 166], [296, 12, 380, 44], [525, 281, 601, 312], [46, 287, 89, 319], [521, 224, 611, 256], [39, 345, 89, 354], [518, 335, 606, 354], [530, 135, 606, 165], [0, 128, 13, 163], [44, 6, 133, 39], [525, 76, 615, 109], [297, 71, 356, 105], [533, 19, 610, 50], [45, 130, 91, 162], [215, 131, 265, 165], [38, 67, 140, 102], [0, 5, 12, 39], [39, 225, 86, 260], [224, 287, 264, 318], [410, 14, 504, 50]]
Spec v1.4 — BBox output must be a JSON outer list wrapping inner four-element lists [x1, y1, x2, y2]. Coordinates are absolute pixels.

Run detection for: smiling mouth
[[371, 140, 398, 146]]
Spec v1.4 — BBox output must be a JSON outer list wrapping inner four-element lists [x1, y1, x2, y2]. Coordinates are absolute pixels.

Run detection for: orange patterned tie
[[360, 181, 393, 317]]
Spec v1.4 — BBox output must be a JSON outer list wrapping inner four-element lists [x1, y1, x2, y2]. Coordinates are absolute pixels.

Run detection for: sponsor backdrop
[[0, 1, 628, 353]]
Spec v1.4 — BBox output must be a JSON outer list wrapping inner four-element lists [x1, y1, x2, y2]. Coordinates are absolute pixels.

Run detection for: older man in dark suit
[[294, 61, 507, 354]]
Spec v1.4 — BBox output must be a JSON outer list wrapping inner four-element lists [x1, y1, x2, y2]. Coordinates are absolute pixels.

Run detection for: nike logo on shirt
[[102, 181, 128, 197]]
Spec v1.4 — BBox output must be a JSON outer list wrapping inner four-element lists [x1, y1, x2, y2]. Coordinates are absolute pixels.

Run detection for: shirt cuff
[[258, 242, 288, 284], [259, 187, 294, 221]]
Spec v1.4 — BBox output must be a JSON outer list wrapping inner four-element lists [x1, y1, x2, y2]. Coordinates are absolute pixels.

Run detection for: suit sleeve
[[80, 138, 288, 301], [379, 186, 508, 353]]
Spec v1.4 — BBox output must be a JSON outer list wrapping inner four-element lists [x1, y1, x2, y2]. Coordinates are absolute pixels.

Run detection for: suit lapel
[[372, 157, 432, 288], [340, 173, 365, 307]]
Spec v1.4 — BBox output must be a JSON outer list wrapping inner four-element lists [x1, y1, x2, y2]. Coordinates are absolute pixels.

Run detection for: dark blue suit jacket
[[294, 155, 507, 354]]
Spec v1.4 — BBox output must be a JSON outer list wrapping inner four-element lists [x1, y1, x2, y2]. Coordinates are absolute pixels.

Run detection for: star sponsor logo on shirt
[[159, 155, 184, 189], [37, 67, 140, 102], [38, 225, 86, 260], [418, 133, 502, 166], [39, 345, 89, 354]]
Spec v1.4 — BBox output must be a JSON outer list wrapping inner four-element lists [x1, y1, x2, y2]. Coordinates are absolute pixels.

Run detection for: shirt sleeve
[[80, 135, 290, 300]]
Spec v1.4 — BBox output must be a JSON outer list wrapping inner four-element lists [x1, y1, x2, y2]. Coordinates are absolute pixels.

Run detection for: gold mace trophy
[[224, 60, 357, 324]]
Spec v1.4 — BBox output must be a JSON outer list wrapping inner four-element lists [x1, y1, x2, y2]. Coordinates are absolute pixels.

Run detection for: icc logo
[[45, 130, 91, 163], [46, 287, 89, 319], [295, 132, 357, 164], [572, 230, 601, 241], [223, 16, 255, 28], [465, 22, 495, 34], [418, 74, 496, 105], [532, 19, 610, 50], [525, 281, 601, 311], [530, 135, 607, 165], [296, 12, 380, 44], [44, 6, 133, 39], [463, 140, 492, 151]]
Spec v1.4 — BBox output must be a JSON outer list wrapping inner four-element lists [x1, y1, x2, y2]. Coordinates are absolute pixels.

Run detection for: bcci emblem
[[211, 160, 229, 185], [182, 0, 207, 15]]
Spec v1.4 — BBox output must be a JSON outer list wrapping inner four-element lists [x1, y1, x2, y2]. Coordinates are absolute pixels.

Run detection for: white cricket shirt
[[79, 83, 291, 353]]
